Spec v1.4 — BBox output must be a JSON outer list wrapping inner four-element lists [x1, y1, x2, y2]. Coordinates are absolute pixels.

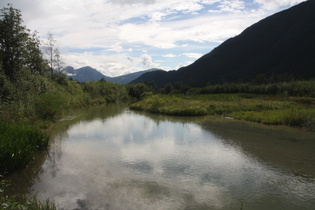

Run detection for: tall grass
[[0, 122, 49, 174], [130, 94, 291, 116], [230, 108, 315, 129], [130, 94, 315, 130], [0, 196, 57, 210], [1, 176, 56, 210]]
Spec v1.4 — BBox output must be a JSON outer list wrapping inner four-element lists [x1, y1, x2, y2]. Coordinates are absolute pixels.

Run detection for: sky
[[0, 0, 306, 77]]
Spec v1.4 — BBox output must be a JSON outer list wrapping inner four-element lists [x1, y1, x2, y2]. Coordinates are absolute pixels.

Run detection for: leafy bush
[[35, 93, 66, 120], [127, 83, 156, 100], [82, 80, 128, 103]]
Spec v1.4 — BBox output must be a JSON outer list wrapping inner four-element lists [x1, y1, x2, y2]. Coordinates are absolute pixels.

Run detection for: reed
[[0, 196, 57, 210], [230, 108, 315, 129], [0, 122, 49, 174], [130, 94, 315, 130], [130, 94, 291, 116]]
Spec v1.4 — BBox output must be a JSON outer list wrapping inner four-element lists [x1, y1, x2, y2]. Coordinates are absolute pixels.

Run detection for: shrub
[[35, 93, 66, 120]]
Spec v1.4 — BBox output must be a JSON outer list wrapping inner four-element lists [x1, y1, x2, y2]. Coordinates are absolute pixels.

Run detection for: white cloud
[[118, 10, 266, 50], [183, 53, 203, 59], [254, 0, 305, 10], [58, 28, 119, 49], [0, 0, 306, 77], [168, 1, 204, 14], [217, 0, 245, 13], [118, 22, 178, 49], [62, 52, 130, 77], [107, 43, 125, 52], [62, 52, 159, 77], [140, 54, 158, 67], [176, 61, 194, 69], [149, 11, 168, 22], [107, 0, 156, 4], [100, 63, 127, 75], [162, 54, 177, 58], [201, 0, 220, 4]]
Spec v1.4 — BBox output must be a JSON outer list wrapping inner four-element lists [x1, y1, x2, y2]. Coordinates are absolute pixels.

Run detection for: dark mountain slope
[[107, 68, 162, 84], [130, 70, 177, 85], [133, 0, 315, 87]]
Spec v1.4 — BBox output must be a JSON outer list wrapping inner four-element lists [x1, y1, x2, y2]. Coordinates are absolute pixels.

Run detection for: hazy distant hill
[[64, 66, 160, 84], [65, 66, 111, 82], [132, 0, 315, 87]]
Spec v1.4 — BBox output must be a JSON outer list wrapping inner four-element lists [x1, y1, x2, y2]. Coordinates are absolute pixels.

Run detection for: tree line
[[0, 4, 129, 123], [191, 80, 315, 97], [128, 79, 315, 101], [0, 4, 129, 183]]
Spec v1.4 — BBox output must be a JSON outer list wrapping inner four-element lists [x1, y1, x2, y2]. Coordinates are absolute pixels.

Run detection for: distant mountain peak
[[63, 66, 161, 84]]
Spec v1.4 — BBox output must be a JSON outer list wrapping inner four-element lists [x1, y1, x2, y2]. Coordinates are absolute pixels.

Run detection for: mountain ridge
[[64, 66, 161, 84], [132, 0, 315, 87]]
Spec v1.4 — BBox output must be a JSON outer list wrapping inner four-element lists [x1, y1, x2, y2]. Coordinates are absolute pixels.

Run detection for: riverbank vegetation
[[130, 92, 315, 131], [0, 122, 49, 174], [1, 174, 56, 209], [0, 5, 129, 208], [0, 5, 129, 174], [0, 49, 128, 174], [1, 3, 315, 209], [129, 77, 315, 131]]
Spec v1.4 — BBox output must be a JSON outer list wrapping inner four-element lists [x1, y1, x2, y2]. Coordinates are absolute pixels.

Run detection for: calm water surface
[[8, 104, 315, 209]]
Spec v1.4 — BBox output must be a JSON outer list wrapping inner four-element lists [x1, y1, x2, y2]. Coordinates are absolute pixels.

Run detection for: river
[[7, 104, 315, 209]]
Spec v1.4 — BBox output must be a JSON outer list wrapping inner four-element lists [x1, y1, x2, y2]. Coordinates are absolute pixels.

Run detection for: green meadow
[[130, 94, 315, 130]]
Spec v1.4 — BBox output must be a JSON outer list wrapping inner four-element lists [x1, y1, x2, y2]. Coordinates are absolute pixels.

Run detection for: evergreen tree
[[0, 5, 28, 80], [0, 4, 47, 80]]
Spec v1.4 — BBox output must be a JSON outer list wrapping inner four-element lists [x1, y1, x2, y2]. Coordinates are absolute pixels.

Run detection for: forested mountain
[[64, 66, 160, 84], [132, 0, 315, 87]]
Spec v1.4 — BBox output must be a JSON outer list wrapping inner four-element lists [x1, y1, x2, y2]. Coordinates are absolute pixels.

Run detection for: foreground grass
[[130, 94, 315, 130], [0, 196, 57, 210], [0, 123, 56, 209], [1, 176, 56, 209], [0, 122, 49, 174]]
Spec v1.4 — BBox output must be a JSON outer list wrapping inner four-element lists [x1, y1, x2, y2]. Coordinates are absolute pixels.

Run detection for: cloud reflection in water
[[29, 108, 315, 210]]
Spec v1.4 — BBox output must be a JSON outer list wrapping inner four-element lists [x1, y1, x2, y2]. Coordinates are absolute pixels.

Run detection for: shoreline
[[130, 94, 315, 132]]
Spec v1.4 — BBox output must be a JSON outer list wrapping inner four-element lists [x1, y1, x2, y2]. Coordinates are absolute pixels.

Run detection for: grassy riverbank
[[0, 183, 57, 210], [130, 94, 315, 130], [0, 123, 49, 174], [0, 75, 129, 208], [0, 74, 129, 168]]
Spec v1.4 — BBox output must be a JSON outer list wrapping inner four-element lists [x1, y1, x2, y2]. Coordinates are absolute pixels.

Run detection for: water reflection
[[202, 119, 315, 178], [8, 105, 315, 210]]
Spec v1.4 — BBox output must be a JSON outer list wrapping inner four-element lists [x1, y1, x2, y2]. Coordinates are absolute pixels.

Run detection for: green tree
[[25, 31, 49, 75], [0, 5, 47, 80], [0, 5, 28, 80], [128, 83, 153, 100], [163, 83, 173, 94]]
